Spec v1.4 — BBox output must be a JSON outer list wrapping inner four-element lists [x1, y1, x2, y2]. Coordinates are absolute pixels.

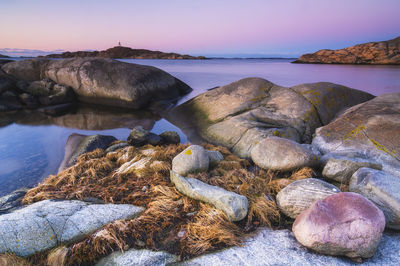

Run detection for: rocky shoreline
[[293, 36, 400, 65], [0, 58, 399, 265], [40, 46, 207, 60]]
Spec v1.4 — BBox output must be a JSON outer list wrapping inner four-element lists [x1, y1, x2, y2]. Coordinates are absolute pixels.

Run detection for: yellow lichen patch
[[249, 94, 265, 102], [343, 125, 366, 140], [369, 139, 399, 159], [184, 149, 192, 155], [300, 89, 321, 96], [272, 130, 282, 137]]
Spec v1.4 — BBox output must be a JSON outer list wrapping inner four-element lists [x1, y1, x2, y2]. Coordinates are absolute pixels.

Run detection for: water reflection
[[0, 104, 186, 196]]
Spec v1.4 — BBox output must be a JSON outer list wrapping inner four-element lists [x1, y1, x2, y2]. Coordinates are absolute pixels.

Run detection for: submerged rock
[[172, 145, 210, 176], [58, 133, 117, 172], [293, 192, 385, 259], [251, 136, 319, 171], [277, 178, 340, 219], [350, 167, 400, 230], [96, 248, 177, 266], [2, 58, 192, 109], [0, 199, 143, 257], [170, 170, 248, 221], [167, 78, 372, 158], [312, 93, 400, 177], [322, 156, 382, 183]]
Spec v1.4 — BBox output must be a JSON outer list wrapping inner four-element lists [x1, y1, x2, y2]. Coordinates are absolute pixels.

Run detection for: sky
[[1, 0, 400, 57]]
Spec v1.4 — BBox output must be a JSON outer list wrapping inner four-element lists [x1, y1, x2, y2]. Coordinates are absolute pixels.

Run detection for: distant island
[[0, 54, 9, 58], [293, 36, 400, 65], [40, 46, 207, 59]]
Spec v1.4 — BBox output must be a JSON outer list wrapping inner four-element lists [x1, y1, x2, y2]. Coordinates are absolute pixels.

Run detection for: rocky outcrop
[[294, 36, 400, 65], [167, 78, 373, 158], [0, 199, 143, 257], [251, 137, 319, 171], [181, 227, 400, 265], [170, 170, 248, 221], [42, 46, 206, 59], [293, 192, 385, 259], [58, 133, 117, 172], [312, 93, 400, 177], [1, 58, 192, 109], [350, 168, 400, 230], [277, 178, 340, 219]]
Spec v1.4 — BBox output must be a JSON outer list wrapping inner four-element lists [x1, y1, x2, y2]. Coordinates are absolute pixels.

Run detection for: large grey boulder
[[312, 93, 400, 177], [180, 227, 400, 265], [58, 133, 117, 172], [293, 192, 385, 259], [170, 171, 248, 221], [350, 167, 400, 230], [167, 78, 373, 158], [322, 156, 382, 183], [277, 178, 340, 219], [172, 145, 210, 176], [0, 199, 143, 257], [251, 136, 319, 171], [2, 58, 192, 109], [96, 249, 177, 266]]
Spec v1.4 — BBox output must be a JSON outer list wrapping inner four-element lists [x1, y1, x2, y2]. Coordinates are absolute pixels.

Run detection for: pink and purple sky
[[1, 0, 399, 57]]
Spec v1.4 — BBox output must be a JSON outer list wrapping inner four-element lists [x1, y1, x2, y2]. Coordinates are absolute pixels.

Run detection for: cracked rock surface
[[0, 199, 143, 257], [166, 78, 373, 159]]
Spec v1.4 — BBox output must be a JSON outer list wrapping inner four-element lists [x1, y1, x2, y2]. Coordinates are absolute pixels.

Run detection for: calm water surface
[[1, 59, 399, 196]]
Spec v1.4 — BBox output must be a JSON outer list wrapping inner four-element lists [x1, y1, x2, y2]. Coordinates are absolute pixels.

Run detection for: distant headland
[[0, 54, 9, 58], [39, 46, 207, 60], [293, 36, 400, 65]]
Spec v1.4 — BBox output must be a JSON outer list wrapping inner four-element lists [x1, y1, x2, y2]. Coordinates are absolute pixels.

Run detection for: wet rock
[[26, 79, 54, 96], [167, 78, 373, 158], [350, 167, 400, 230], [2, 58, 192, 109], [277, 178, 340, 219], [127, 126, 150, 146], [58, 133, 117, 172], [181, 227, 400, 265], [38, 84, 76, 106], [206, 150, 224, 167], [251, 137, 319, 171], [0, 199, 143, 257], [312, 93, 400, 177], [159, 131, 180, 144], [172, 145, 209, 176], [19, 93, 39, 108], [96, 248, 177, 266], [0, 70, 15, 94], [322, 156, 382, 183], [0, 188, 28, 213], [105, 142, 129, 153], [170, 170, 248, 221], [293, 192, 385, 259], [38, 102, 75, 116]]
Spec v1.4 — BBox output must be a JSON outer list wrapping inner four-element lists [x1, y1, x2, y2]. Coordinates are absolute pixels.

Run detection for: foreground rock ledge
[[0, 200, 143, 257], [1, 58, 192, 109]]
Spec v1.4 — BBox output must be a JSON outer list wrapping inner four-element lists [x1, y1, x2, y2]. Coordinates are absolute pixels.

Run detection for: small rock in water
[[277, 178, 340, 219], [172, 145, 209, 176], [127, 126, 150, 146], [293, 192, 385, 259], [350, 167, 400, 230], [170, 170, 248, 221], [251, 136, 319, 171], [160, 131, 180, 144], [322, 156, 382, 183]]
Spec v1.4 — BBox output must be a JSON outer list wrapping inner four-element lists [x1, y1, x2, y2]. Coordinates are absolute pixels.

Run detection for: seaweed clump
[[19, 142, 314, 265]]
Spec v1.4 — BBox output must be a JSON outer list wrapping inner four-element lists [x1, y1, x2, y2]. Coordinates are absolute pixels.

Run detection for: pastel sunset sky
[[1, 0, 399, 57]]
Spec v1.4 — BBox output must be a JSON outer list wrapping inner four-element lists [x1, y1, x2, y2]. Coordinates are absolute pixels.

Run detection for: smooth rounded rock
[[277, 178, 340, 219], [293, 192, 386, 259], [322, 156, 382, 183], [206, 150, 224, 167], [172, 145, 209, 176], [350, 167, 400, 230], [251, 136, 319, 171]]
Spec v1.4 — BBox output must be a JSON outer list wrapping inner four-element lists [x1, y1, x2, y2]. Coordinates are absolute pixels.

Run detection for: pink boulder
[[292, 192, 385, 259]]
